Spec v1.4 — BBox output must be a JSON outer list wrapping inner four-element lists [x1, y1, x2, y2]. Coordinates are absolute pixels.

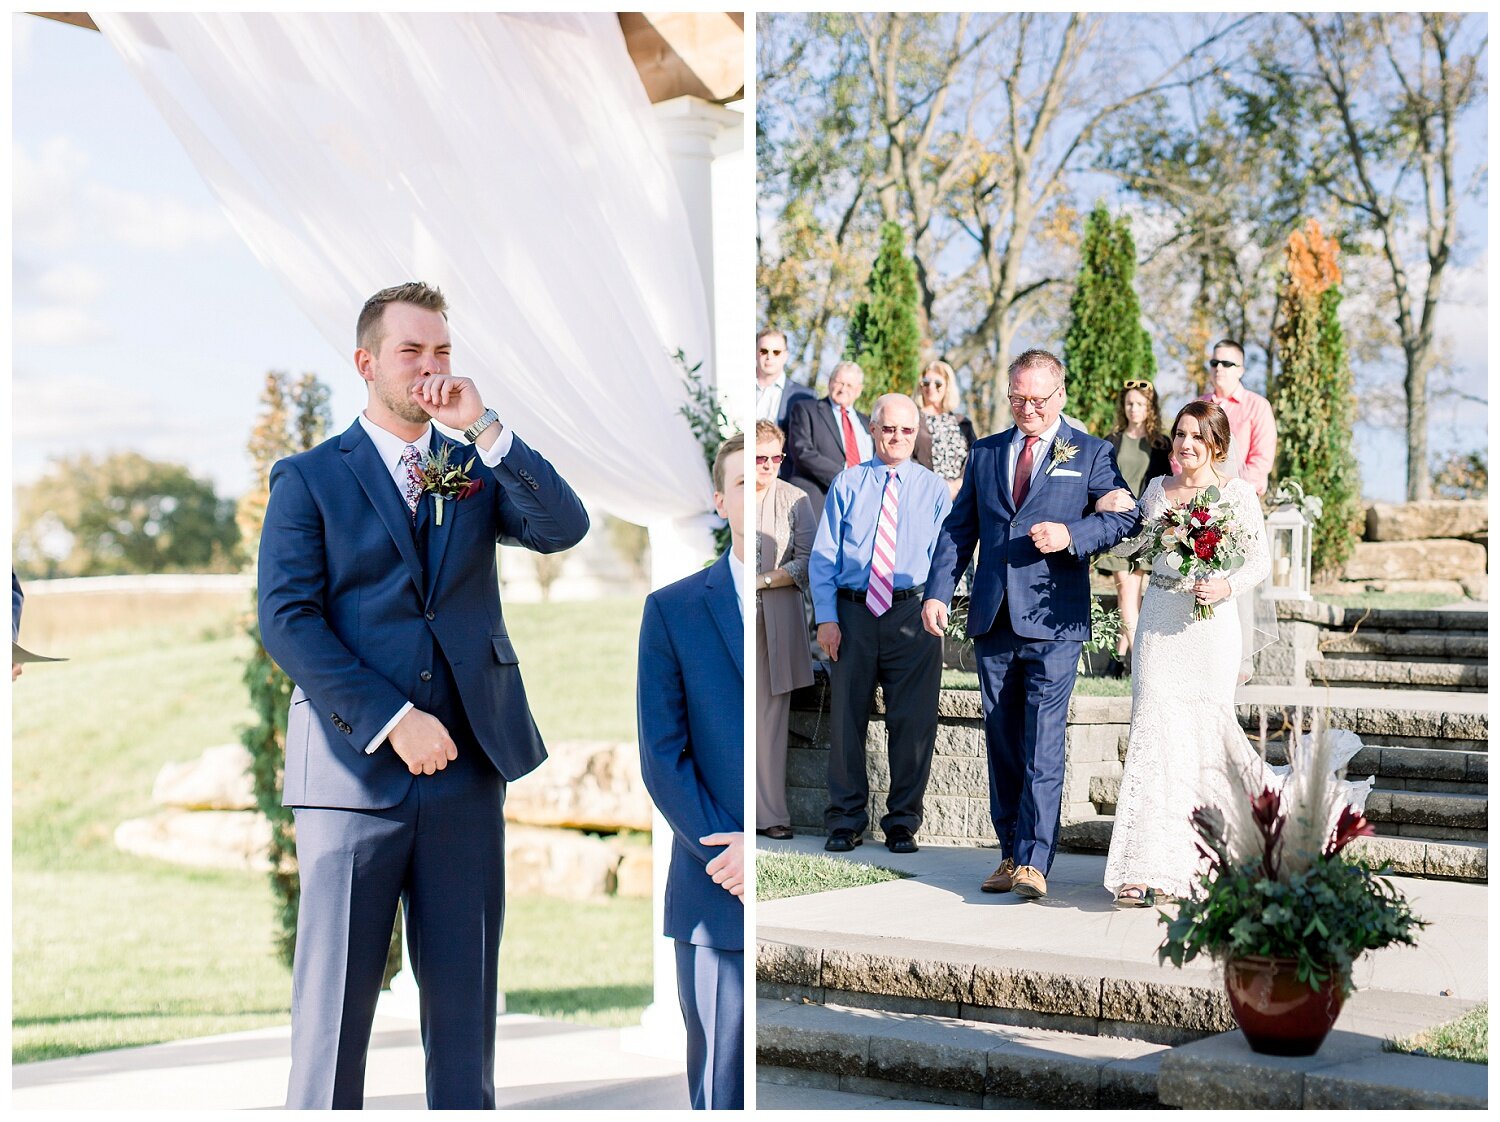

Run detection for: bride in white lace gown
[[1103, 403, 1271, 904]]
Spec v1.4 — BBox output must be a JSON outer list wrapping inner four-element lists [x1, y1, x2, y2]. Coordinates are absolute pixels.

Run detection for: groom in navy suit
[[637, 433, 745, 1110], [259, 282, 588, 1108], [924, 349, 1138, 900]]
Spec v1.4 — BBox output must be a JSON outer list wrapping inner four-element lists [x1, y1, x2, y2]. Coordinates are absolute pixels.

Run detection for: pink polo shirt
[[1200, 386, 1276, 495]]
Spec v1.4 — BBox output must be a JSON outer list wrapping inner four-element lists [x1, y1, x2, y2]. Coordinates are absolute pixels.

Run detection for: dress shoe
[[1011, 865, 1048, 899], [756, 825, 794, 840], [884, 826, 918, 854], [981, 857, 1017, 893], [824, 829, 862, 852]]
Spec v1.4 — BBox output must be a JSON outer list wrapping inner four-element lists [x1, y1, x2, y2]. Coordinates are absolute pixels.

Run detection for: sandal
[[1113, 885, 1150, 909]]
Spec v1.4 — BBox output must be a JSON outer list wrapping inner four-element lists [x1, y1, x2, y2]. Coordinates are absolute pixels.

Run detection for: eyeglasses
[[759, 348, 783, 357], [878, 426, 917, 436], [755, 453, 786, 465], [1007, 386, 1061, 412], [1207, 359, 1240, 369], [920, 377, 945, 388], [1123, 379, 1152, 391]]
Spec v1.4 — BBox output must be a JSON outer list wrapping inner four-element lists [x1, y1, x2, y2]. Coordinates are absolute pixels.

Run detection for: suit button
[[425, 610, 436, 621], [420, 670, 433, 682]]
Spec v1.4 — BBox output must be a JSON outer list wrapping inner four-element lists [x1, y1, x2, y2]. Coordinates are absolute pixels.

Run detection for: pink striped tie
[[867, 469, 900, 617]]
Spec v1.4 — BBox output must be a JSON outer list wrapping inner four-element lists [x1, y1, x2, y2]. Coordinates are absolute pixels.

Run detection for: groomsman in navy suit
[[259, 282, 588, 1108], [923, 350, 1138, 900], [637, 433, 745, 1110]]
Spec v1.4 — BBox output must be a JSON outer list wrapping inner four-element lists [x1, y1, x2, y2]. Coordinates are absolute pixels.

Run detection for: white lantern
[[1265, 504, 1313, 600]]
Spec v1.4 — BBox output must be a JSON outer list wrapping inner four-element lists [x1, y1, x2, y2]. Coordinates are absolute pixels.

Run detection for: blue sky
[[13, 15, 364, 498]]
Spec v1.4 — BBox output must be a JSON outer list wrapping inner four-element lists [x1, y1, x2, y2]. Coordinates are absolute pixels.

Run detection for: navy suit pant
[[674, 942, 744, 1110], [973, 607, 1080, 874], [287, 726, 505, 1109]]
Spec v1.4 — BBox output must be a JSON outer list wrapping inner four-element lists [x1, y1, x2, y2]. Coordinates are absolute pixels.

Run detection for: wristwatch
[[463, 408, 500, 442], [763, 573, 773, 588]]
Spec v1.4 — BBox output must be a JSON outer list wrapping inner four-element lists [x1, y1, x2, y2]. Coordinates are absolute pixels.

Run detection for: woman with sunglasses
[[1096, 379, 1173, 670], [912, 360, 977, 501], [753, 419, 816, 840]]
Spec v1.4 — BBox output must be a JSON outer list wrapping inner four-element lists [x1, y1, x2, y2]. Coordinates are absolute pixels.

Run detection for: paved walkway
[[757, 837, 1486, 1002], [11, 1013, 688, 1110]]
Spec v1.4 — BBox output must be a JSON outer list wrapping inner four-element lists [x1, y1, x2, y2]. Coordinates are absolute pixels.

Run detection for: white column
[[625, 93, 746, 1060]]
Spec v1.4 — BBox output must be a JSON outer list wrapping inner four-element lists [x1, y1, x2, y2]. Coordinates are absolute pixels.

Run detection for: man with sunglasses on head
[[922, 349, 1139, 901], [755, 328, 814, 480], [809, 394, 952, 856], [1199, 339, 1276, 496]]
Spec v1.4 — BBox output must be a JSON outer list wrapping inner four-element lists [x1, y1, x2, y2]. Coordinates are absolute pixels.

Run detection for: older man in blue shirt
[[810, 393, 953, 854]]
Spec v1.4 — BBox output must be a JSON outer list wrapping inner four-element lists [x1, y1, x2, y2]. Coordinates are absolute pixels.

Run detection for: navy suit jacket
[[776, 381, 816, 480], [786, 395, 870, 511], [637, 552, 744, 950], [258, 419, 589, 810], [927, 421, 1139, 642]]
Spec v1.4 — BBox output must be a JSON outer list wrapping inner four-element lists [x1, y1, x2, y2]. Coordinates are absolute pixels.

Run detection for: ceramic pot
[[1225, 955, 1345, 1056]]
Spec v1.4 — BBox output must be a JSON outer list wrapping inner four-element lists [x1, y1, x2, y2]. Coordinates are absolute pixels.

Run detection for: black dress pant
[[824, 592, 942, 836]]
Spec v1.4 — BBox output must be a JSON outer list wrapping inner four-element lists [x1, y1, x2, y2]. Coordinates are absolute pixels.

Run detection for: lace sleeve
[[1225, 480, 1270, 598], [1110, 476, 1162, 556]]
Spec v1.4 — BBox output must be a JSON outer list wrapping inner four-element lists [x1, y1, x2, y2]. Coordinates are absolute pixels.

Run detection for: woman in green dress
[[1098, 380, 1172, 667]]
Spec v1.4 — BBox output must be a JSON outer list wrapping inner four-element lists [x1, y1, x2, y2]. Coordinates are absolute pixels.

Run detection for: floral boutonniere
[[1046, 436, 1080, 475], [417, 443, 482, 525]]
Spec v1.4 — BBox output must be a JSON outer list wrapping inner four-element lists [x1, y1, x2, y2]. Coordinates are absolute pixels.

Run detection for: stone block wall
[[786, 685, 1131, 847], [1336, 499, 1488, 599]]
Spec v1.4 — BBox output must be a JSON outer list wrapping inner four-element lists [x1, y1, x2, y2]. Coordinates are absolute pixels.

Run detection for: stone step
[[1304, 658, 1487, 692], [1059, 815, 1487, 881], [1100, 744, 1487, 796], [1317, 630, 1487, 660], [757, 998, 1169, 1109], [1328, 606, 1488, 632], [1364, 789, 1488, 835], [1231, 697, 1486, 746], [757, 1074, 954, 1110]]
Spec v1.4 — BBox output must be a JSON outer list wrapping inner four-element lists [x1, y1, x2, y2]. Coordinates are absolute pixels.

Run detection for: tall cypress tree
[[845, 220, 922, 411], [1269, 220, 1363, 578], [1061, 203, 1155, 435]]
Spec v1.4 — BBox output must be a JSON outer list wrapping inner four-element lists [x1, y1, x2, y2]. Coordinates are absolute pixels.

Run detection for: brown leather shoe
[[981, 858, 1017, 894], [1011, 865, 1048, 899]]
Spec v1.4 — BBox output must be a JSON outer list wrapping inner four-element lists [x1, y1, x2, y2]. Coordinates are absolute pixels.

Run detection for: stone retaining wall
[[1339, 499, 1487, 599], [787, 685, 1130, 846]]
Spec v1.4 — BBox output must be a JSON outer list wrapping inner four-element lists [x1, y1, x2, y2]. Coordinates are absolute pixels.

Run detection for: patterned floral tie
[[401, 444, 423, 521], [866, 469, 900, 617]]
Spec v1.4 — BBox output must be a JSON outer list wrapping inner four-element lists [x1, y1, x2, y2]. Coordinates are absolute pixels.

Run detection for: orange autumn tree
[[1268, 220, 1363, 577]]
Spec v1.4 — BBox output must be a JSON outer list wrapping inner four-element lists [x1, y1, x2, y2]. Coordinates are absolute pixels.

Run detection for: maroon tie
[[1013, 435, 1039, 506], [841, 406, 860, 468]]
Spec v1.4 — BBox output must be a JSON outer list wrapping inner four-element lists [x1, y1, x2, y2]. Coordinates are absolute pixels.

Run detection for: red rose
[[456, 479, 484, 501], [1194, 528, 1221, 560], [1191, 508, 1211, 524]]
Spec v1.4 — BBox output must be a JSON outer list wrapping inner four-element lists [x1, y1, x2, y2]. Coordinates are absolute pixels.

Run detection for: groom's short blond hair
[[1008, 348, 1066, 388], [357, 281, 448, 353]]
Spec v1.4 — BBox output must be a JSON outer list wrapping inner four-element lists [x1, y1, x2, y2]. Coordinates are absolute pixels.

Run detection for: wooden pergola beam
[[29, 12, 744, 105]]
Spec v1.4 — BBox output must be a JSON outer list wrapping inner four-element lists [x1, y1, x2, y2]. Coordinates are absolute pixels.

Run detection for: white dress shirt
[[830, 400, 874, 463], [356, 411, 515, 754], [755, 375, 785, 422], [1006, 417, 1063, 494], [727, 548, 744, 618]]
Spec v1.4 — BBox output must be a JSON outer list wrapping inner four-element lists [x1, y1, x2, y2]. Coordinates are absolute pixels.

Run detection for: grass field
[[1388, 1002, 1488, 1064], [757, 851, 910, 901], [12, 587, 650, 1063]]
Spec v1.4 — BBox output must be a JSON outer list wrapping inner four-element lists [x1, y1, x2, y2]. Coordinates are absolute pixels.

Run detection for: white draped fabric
[[95, 12, 717, 560]]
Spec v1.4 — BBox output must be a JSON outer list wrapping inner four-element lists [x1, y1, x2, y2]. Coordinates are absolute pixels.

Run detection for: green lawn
[[13, 589, 649, 1063], [1387, 1002, 1488, 1065], [1322, 591, 1468, 610], [757, 851, 911, 901]]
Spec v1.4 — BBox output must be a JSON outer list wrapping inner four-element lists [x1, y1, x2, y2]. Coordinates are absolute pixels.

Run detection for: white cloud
[[88, 182, 231, 250], [34, 263, 106, 304], [12, 136, 231, 254], [13, 306, 112, 346]]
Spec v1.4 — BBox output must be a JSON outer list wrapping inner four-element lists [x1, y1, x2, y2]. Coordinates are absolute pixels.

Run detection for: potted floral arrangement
[[1157, 728, 1425, 1056]]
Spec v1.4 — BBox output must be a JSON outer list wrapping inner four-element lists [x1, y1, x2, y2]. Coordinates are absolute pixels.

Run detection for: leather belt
[[838, 583, 925, 604]]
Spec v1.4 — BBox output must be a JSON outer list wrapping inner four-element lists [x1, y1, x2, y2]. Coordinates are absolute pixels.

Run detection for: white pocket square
[[1051, 468, 1083, 477]]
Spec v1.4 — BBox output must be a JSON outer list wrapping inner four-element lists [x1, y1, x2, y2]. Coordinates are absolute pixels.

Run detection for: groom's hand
[[921, 599, 948, 637], [387, 708, 459, 775], [816, 622, 842, 662], [1030, 522, 1072, 553], [701, 832, 744, 898], [411, 374, 485, 433]]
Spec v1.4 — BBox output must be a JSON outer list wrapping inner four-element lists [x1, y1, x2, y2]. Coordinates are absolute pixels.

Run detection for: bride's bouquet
[[1141, 486, 1250, 619]]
